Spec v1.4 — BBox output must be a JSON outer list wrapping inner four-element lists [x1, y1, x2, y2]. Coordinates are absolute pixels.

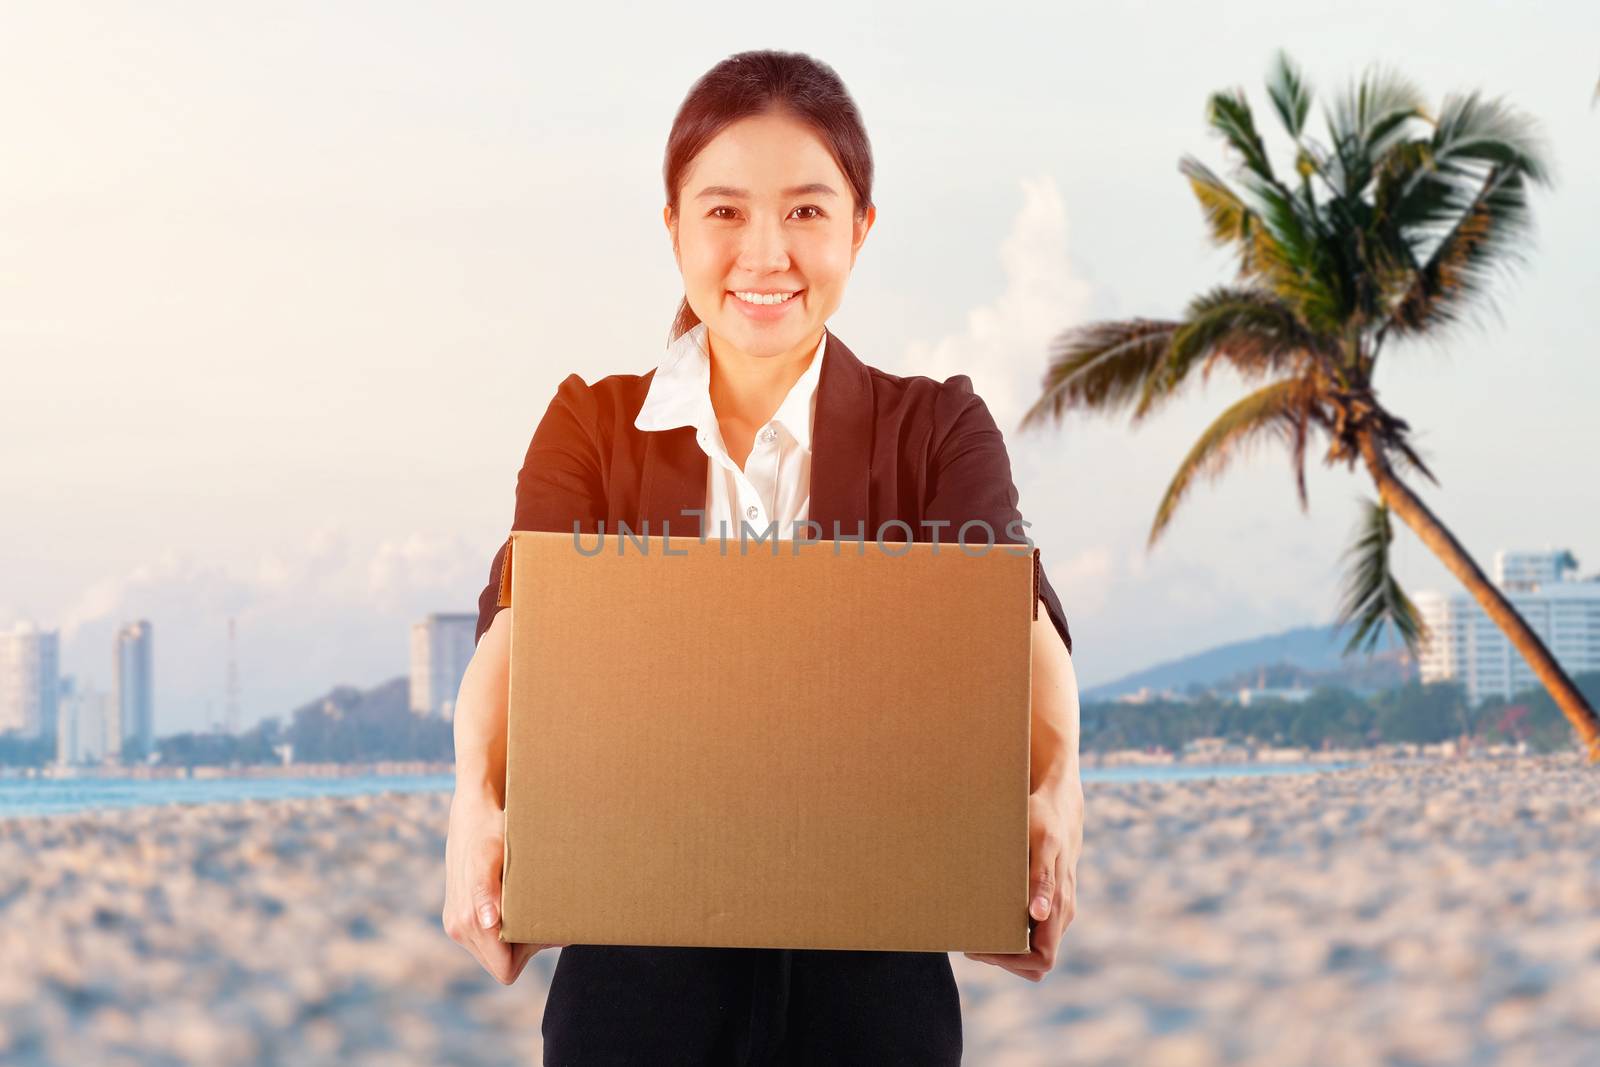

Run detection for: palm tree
[[1022, 51, 1600, 761]]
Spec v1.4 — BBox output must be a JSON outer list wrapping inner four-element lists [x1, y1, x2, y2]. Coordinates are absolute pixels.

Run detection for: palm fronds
[[1333, 496, 1429, 656], [1147, 376, 1324, 547], [1380, 92, 1553, 339], [1173, 52, 1551, 367], [1019, 318, 1181, 431], [1265, 50, 1312, 140]]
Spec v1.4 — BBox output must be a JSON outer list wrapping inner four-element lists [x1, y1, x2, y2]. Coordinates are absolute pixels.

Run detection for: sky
[[3, 1, 1596, 735]]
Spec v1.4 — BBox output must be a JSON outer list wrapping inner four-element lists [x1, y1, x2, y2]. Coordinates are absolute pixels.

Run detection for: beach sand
[[3, 754, 1598, 1065]]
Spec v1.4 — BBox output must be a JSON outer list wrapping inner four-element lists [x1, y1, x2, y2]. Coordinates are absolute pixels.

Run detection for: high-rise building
[[115, 620, 155, 760], [56, 674, 119, 765], [1496, 549, 1577, 592], [1416, 549, 1600, 705], [0, 621, 60, 739], [55, 674, 78, 763], [410, 613, 477, 720]]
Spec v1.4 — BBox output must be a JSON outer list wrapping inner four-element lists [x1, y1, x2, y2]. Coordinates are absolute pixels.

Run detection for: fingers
[[490, 940, 563, 986], [473, 832, 505, 932], [446, 898, 509, 982], [446, 873, 557, 986], [465, 827, 510, 979], [1029, 799, 1062, 924], [963, 951, 1046, 982], [1030, 844, 1059, 923], [443, 805, 525, 984], [962, 852, 1078, 983], [1027, 872, 1071, 976], [973, 793, 1061, 982], [508, 942, 538, 983], [479, 933, 520, 984], [460, 934, 495, 980], [472, 883, 500, 933]]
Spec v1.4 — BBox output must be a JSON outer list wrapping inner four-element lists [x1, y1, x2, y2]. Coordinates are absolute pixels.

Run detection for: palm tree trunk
[[1357, 431, 1600, 762]]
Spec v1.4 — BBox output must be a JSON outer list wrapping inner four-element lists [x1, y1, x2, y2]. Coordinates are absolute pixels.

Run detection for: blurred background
[[3, 2, 1598, 1065]]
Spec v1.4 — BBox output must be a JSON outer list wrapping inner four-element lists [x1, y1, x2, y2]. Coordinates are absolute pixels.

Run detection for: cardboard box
[[495, 527, 1039, 953]]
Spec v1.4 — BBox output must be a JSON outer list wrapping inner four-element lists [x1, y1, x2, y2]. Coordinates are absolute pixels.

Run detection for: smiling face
[[665, 109, 874, 364]]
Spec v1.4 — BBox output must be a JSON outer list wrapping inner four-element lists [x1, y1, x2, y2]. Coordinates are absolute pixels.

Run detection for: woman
[[443, 49, 1084, 1065]]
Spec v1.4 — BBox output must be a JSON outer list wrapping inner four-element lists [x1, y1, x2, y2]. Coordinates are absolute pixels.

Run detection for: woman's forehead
[[690, 116, 839, 176]]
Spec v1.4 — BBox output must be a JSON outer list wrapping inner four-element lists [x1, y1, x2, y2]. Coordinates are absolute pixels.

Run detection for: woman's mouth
[[728, 289, 804, 320]]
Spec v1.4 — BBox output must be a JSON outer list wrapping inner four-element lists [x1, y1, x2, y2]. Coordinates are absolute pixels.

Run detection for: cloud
[[875, 177, 1347, 681], [887, 174, 1096, 438], [882, 175, 1116, 634]]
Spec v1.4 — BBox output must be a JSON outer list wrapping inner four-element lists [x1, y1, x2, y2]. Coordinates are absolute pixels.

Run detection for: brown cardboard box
[[495, 527, 1038, 953]]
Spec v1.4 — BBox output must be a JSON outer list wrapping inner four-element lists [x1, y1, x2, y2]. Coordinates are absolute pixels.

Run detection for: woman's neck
[[705, 328, 821, 429]]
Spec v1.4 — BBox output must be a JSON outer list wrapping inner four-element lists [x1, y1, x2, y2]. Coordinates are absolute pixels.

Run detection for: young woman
[[443, 49, 1084, 1065]]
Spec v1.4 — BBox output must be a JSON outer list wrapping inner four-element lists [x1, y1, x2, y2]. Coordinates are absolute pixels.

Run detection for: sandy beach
[[3, 754, 1598, 1065]]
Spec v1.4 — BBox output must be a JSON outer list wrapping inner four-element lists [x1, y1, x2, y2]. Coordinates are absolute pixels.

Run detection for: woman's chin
[[710, 312, 814, 354]]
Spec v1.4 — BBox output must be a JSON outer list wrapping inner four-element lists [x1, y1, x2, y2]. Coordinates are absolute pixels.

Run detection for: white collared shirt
[[634, 321, 826, 541]]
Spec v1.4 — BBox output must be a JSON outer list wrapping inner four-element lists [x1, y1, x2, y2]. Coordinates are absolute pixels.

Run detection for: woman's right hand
[[442, 791, 565, 984]]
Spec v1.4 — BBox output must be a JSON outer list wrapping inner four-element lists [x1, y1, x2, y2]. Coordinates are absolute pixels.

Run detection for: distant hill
[[281, 676, 452, 762], [287, 676, 412, 723], [1082, 622, 1413, 703]]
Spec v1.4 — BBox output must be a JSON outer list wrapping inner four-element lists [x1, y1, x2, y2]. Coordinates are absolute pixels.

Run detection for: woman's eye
[[706, 205, 824, 221]]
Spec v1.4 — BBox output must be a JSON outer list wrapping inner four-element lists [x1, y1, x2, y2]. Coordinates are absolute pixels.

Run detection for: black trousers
[[540, 945, 963, 1065]]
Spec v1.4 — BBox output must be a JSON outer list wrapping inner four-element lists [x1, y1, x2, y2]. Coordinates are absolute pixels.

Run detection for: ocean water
[[0, 761, 1362, 818], [1083, 761, 1363, 783], [0, 773, 457, 818]]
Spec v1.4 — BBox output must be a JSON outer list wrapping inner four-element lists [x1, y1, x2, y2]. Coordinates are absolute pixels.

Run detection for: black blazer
[[475, 326, 1072, 655]]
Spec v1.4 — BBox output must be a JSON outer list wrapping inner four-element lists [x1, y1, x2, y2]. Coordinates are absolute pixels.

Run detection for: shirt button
[[745, 504, 759, 520], [758, 426, 778, 444]]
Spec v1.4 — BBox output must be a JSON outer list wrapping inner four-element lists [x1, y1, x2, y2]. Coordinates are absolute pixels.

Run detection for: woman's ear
[[662, 205, 679, 262], [850, 204, 876, 268]]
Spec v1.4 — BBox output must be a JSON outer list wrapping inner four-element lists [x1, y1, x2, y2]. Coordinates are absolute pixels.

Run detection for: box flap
[[495, 533, 514, 609], [1032, 547, 1040, 620]]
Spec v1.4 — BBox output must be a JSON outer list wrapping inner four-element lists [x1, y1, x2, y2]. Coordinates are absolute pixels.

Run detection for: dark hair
[[662, 50, 875, 344]]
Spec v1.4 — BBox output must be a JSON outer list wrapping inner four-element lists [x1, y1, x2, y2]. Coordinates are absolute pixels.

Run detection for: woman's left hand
[[963, 779, 1083, 982]]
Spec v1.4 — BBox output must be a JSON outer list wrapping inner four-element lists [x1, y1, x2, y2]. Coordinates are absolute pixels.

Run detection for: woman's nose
[[737, 216, 791, 272]]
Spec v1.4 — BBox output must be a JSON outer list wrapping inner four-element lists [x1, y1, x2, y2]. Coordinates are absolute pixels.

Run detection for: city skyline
[[7, 542, 1594, 751]]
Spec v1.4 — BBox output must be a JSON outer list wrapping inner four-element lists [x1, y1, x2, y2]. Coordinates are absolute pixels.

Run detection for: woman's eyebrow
[[694, 183, 838, 199]]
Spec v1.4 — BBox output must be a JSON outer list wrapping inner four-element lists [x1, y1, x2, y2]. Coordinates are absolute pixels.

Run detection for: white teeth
[[733, 290, 798, 306]]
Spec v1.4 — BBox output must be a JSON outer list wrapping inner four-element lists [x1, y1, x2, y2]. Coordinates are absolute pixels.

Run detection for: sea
[[0, 761, 1362, 819]]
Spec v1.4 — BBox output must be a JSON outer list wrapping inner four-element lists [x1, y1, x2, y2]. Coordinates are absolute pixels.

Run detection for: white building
[[1112, 686, 1194, 705], [115, 620, 155, 758], [1237, 685, 1313, 707], [0, 621, 60, 739], [410, 613, 477, 720], [1415, 548, 1600, 705], [56, 674, 120, 765]]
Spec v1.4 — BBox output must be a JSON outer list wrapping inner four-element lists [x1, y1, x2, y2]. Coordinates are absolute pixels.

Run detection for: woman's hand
[[442, 791, 565, 984], [963, 780, 1083, 982]]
